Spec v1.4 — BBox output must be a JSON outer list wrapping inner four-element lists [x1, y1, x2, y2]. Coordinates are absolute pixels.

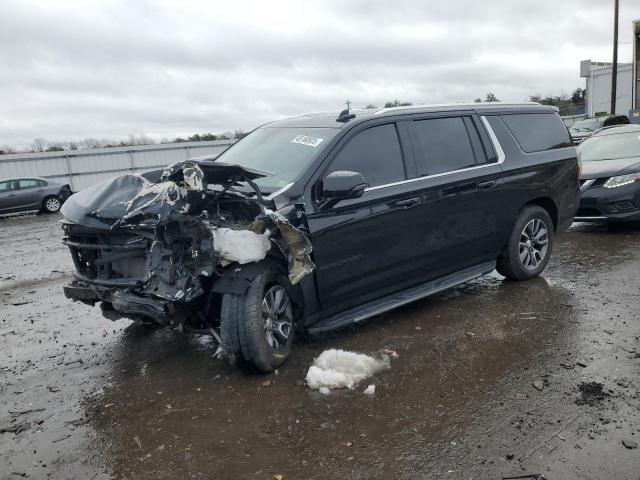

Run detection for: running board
[[307, 260, 496, 334]]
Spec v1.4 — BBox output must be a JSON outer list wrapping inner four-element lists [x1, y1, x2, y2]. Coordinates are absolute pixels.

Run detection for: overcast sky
[[1, 0, 639, 148]]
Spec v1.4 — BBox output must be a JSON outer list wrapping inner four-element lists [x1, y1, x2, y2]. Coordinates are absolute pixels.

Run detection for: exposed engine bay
[[61, 159, 314, 334]]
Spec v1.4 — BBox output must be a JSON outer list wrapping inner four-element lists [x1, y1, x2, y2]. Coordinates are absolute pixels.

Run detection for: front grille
[[63, 227, 150, 282]]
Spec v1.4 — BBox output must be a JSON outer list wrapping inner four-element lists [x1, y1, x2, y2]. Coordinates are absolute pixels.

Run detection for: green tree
[[484, 93, 499, 102]]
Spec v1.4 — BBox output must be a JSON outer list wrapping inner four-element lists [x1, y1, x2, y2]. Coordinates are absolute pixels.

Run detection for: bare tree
[[32, 138, 48, 152]]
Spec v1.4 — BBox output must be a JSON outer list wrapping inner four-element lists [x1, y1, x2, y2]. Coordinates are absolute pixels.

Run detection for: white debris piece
[[319, 387, 331, 395], [363, 384, 376, 395], [210, 227, 271, 264], [305, 349, 390, 391]]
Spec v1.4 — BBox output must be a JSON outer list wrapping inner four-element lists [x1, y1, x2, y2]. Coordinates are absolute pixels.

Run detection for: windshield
[[215, 127, 339, 190], [569, 119, 603, 134], [578, 131, 640, 161]]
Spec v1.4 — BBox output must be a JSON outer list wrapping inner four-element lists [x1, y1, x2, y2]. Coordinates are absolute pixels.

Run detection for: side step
[[307, 260, 496, 334]]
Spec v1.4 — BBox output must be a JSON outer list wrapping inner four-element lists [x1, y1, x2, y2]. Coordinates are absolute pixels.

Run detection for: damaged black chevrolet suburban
[[62, 103, 579, 372]]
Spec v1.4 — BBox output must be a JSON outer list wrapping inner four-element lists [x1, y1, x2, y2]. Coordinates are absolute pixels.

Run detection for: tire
[[496, 205, 554, 281], [220, 270, 295, 372], [43, 195, 62, 213]]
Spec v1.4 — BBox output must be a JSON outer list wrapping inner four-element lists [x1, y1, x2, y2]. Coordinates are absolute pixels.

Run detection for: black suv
[[61, 102, 579, 372]]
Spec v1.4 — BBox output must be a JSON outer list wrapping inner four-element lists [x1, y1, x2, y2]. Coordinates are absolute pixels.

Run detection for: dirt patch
[[575, 381, 610, 406]]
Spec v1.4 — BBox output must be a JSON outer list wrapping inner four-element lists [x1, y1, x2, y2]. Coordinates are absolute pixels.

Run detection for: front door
[[0, 180, 19, 212], [305, 123, 424, 317]]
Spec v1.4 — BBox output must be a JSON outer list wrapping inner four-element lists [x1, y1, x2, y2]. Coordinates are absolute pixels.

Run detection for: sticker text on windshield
[[291, 135, 324, 147]]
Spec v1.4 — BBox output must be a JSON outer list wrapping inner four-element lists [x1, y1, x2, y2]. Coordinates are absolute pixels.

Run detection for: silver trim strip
[[480, 116, 506, 164], [364, 116, 506, 192], [574, 216, 608, 221]]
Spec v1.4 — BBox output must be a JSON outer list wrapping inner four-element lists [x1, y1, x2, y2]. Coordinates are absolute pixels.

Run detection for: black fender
[[211, 257, 304, 313]]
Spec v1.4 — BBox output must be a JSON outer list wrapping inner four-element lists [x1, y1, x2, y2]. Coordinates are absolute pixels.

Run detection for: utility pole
[[610, 0, 619, 114]]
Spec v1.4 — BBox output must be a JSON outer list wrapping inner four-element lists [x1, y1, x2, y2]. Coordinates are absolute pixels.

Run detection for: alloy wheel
[[46, 197, 61, 212], [261, 285, 293, 350], [519, 218, 549, 270]]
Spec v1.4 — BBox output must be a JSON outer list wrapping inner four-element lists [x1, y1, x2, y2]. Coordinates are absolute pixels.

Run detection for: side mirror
[[321, 171, 367, 201]]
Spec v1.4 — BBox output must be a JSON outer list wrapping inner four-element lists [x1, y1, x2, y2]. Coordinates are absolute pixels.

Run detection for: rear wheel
[[496, 205, 554, 281], [43, 195, 62, 213], [220, 270, 294, 372]]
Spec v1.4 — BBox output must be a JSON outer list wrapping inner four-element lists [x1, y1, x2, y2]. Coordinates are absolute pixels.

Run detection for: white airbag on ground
[[305, 349, 390, 391]]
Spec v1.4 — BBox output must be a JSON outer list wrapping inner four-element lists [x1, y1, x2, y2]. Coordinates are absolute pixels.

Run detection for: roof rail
[[374, 101, 542, 115]]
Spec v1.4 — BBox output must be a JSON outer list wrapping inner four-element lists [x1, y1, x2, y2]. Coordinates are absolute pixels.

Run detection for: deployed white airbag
[[305, 349, 390, 391], [210, 227, 271, 265]]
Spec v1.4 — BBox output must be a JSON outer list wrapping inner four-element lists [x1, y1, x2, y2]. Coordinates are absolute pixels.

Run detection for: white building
[[580, 60, 633, 117], [579, 20, 640, 120]]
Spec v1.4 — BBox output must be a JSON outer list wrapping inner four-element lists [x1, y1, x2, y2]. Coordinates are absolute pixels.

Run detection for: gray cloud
[[1, 0, 639, 148]]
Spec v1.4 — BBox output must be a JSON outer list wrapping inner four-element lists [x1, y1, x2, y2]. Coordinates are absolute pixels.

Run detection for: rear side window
[[19, 179, 39, 189], [327, 123, 405, 187], [411, 117, 477, 176], [501, 113, 573, 153], [37, 180, 47, 187]]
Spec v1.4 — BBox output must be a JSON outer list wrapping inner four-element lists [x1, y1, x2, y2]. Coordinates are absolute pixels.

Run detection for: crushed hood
[[61, 160, 272, 229]]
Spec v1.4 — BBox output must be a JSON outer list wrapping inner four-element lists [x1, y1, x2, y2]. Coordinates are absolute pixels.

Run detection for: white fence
[[0, 140, 236, 192]]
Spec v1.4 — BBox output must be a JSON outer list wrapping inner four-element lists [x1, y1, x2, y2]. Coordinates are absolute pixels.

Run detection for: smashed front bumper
[[60, 159, 315, 326], [64, 280, 174, 324]]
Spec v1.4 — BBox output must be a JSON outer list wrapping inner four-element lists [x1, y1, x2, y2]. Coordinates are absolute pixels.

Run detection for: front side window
[[503, 113, 573, 153], [19, 179, 38, 189], [215, 127, 339, 190], [0, 181, 17, 192], [326, 123, 405, 187], [411, 117, 477, 176], [578, 131, 640, 161]]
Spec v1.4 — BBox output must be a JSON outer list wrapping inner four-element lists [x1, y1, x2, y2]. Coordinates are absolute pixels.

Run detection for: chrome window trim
[[480, 116, 506, 164], [364, 116, 506, 192]]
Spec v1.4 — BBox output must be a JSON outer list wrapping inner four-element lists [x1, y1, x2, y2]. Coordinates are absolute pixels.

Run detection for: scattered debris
[[382, 348, 399, 359], [318, 387, 331, 395], [9, 408, 45, 417], [363, 384, 376, 395], [134, 435, 143, 449], [305, 349, 390, 391], [621, 439, 638, 449], [575, 382, 610, 406], [0, 421, 31, 434], [532, 380, 544, 391], [345, 441, 353, 447]]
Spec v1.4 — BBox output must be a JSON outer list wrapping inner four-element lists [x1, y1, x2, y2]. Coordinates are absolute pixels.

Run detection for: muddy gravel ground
[[1, 213, 639, 480]]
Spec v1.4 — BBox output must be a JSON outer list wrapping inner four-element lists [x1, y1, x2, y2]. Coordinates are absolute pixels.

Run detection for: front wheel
[[43, 195, 62, 213], [220, 270, 295, 372], [496, 205, 554, 281]]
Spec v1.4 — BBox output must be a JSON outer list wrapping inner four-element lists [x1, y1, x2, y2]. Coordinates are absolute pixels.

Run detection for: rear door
[[305, 122, 426, 316], [403, 114, 505, 275], [0, 180, 20, 212], [16, 179, 44, 209]]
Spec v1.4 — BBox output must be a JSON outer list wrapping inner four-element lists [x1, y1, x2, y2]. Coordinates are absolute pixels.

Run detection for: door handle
[[395, 197, 420, 208], [8, 193, 16, 197], [442, 183, 476, 196], [477, 180, 496, 190]]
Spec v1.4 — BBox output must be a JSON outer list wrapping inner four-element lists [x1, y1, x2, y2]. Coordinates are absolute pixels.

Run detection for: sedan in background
[[0, 177, 71, 214], [569, 115, 630, 144], [576, 124, 640, 222]]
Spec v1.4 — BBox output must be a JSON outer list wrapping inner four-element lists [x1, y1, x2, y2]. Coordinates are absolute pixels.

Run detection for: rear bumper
[[576, 182, 640, 223]]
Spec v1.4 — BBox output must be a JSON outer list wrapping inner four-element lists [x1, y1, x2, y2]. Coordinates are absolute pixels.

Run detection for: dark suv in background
[[62, 102, 579, 372]]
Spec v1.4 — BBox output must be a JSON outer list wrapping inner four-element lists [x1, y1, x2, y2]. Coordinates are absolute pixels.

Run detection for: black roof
[[261, 102, 557, 129]]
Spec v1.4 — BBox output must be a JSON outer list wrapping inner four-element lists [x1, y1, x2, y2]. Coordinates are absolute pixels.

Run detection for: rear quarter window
[[500, 113, 573, 153]]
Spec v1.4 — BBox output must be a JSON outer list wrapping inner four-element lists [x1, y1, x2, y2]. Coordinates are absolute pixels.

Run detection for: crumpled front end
[[61, 160, 314, 328]]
